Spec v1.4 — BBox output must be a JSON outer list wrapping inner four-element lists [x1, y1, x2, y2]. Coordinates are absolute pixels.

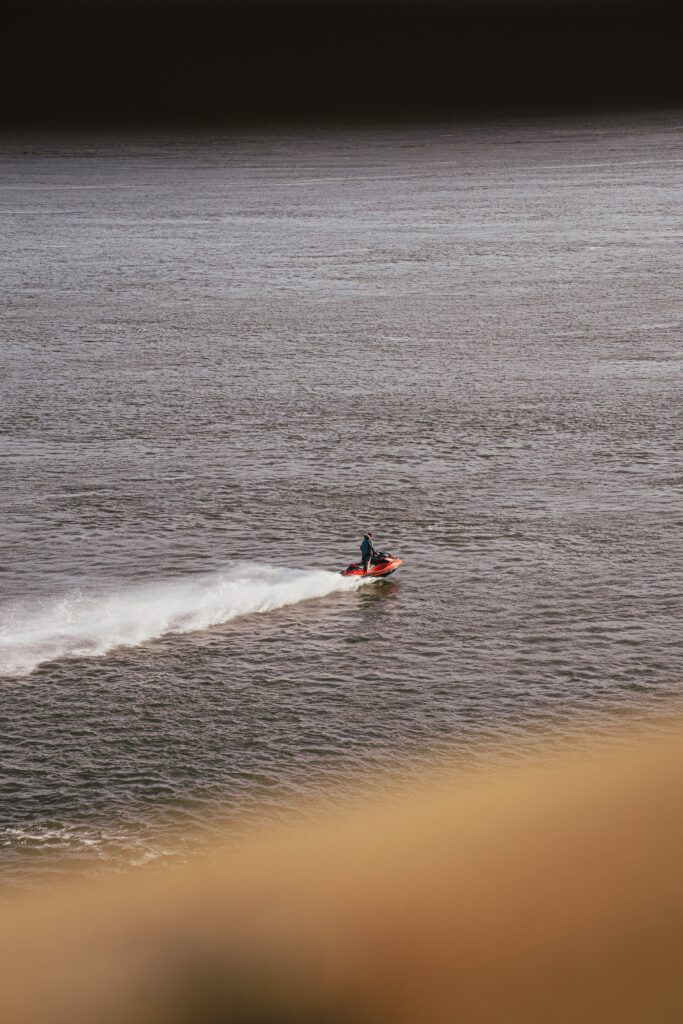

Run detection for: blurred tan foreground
[[3, 730, 683, 1024]]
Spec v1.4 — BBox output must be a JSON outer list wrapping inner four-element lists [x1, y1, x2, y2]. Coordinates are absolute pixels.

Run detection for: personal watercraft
[[341, 551, 402, 579]]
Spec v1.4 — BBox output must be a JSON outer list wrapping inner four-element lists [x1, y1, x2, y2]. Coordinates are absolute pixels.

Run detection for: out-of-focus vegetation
[[3, 729, 683, 1023]]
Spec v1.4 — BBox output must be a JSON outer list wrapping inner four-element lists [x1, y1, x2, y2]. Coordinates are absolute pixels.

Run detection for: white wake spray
[[0, 563, 363, 678]]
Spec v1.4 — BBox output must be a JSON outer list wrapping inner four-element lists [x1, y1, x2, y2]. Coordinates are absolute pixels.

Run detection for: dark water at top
[[1, 113, 681, 884]]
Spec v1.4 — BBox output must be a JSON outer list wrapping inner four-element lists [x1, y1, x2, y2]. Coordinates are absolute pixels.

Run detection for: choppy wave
[[0, 564, 362, 678]]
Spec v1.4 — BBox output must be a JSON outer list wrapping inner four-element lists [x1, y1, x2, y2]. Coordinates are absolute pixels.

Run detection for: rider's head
[[365, 532, 372, 538]]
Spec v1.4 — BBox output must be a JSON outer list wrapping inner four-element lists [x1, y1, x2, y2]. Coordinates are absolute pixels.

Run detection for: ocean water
[[1, 113, 682, 885]]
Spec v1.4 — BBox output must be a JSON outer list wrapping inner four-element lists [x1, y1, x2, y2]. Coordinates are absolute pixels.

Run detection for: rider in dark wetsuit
[[360, 533, 376, 573]]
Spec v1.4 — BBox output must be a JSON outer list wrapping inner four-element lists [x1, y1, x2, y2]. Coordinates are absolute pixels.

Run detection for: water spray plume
[[0, 564, 361, 677]]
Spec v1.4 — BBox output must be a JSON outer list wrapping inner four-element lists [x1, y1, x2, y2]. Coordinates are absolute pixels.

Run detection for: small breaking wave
[[0, 563, 362, 678]]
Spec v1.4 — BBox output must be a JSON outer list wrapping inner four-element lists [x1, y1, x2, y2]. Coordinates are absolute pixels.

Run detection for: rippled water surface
[[1, 114, 682, 884]]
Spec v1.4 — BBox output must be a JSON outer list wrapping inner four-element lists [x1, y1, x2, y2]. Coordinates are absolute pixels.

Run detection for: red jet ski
[[341, 551, 402, 579]]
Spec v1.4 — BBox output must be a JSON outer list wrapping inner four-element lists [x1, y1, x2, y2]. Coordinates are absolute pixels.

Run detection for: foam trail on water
[[0, 563, 363, 678]]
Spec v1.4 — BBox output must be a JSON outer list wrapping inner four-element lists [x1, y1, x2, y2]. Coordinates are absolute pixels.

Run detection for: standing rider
[[360, 532, 376, 573]]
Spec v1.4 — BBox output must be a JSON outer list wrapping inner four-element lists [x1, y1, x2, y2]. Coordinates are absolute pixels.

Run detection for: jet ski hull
[[341, 555, 402, 579]]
